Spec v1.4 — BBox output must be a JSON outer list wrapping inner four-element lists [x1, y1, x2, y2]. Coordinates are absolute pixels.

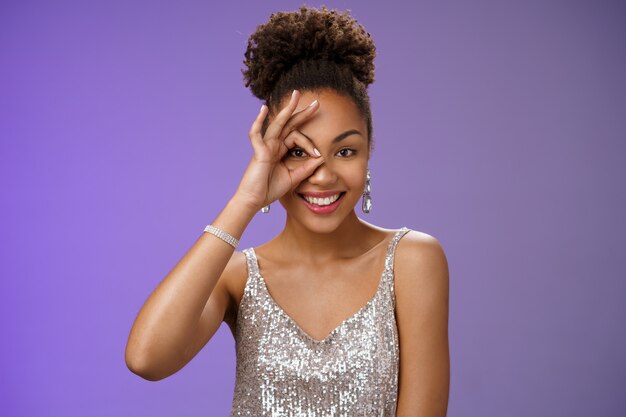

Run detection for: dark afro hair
[[242, 4, 377, 147]]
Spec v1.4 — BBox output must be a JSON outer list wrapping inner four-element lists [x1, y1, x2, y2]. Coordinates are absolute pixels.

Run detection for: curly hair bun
[[242, 5, 376, 101]]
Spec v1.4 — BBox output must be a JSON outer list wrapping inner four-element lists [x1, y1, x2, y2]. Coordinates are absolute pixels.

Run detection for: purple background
[[2, 0, 625, 416]]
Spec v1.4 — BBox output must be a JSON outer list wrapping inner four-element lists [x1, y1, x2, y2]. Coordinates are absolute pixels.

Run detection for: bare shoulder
[[393, 230, 450, 413], [223, 249, 248, 281], [394, 229, 449, 299]]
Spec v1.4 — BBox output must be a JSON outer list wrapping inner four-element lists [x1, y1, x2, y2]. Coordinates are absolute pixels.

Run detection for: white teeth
[[303, 193, 341, 206]]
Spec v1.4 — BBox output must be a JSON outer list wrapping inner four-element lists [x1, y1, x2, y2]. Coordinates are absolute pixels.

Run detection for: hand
[[234, 90, 325, 210]]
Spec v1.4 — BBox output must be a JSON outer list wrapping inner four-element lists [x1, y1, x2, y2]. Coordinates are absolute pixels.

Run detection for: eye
[[337, 148, 357, 157], [288, 147, 308, 158]]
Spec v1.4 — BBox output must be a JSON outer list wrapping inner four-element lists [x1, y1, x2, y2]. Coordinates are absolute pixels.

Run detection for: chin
[[301, 218, 346, 234]]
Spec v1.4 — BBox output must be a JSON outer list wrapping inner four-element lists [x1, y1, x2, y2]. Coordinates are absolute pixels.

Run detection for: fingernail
[[308, 99, 318, 107], [292, 89, 298, 99], [313, 148, 321, 157], [260, 104, 265, 112]]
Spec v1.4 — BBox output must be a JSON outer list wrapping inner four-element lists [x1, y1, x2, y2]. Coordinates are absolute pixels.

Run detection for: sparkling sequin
[[231, 227, 411, 417]]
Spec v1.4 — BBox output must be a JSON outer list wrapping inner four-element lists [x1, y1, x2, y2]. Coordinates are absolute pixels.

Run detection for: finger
[[248, 104, 268, 153], [263, 89, 301, 141], [282, 129, 321, 159], [289, 155, 326, 186], [278, 99, 319, 142]]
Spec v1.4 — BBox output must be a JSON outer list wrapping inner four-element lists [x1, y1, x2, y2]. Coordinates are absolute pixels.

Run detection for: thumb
[[289, 157, 325, 185]]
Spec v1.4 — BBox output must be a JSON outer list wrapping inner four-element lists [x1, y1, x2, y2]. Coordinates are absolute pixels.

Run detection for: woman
[[125, 5, 450, 416]]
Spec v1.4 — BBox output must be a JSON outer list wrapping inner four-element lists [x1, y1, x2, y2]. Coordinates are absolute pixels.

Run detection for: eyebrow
[[298, 129, 363, 144]]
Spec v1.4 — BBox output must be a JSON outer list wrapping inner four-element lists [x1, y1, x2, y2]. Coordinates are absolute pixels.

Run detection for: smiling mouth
[[298, 192, 346, 206]]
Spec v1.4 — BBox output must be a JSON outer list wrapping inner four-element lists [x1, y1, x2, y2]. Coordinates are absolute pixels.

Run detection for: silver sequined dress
[[231, 227, 411, 417]]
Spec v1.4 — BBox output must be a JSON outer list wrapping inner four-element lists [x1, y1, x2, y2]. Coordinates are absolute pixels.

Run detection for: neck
[[275, 211, 379, 264]]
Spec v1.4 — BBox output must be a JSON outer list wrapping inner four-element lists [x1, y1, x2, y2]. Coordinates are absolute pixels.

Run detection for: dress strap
[[384, 227, 411, 273], [383, 227, 411, 308], [242, 248, 260, 278]]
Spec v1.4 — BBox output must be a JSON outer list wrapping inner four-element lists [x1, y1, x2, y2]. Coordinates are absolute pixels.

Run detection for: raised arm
[[124, 195, 257, 381], [124, 90, 325, 381]]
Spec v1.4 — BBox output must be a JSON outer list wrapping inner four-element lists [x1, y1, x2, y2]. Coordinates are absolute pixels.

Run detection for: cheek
[[335, 170, 366, 196], [277, 194, 294, 212], [278, 190, 299, 207]]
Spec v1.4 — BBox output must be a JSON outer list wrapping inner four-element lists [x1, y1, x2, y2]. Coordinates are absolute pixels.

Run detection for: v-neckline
[[249, 229, 403, 345]]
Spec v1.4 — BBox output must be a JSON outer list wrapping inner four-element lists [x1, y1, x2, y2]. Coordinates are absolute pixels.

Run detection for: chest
[[235, 249, 388, 342], [231, 248, 401, 416]]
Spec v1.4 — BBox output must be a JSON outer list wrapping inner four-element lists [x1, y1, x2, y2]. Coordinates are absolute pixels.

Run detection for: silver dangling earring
[[362, 168, 372, 213], [261, 204, 270, 213]]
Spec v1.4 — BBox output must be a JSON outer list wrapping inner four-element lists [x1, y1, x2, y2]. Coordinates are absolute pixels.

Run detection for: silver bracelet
[[203, 225, 239, 249]]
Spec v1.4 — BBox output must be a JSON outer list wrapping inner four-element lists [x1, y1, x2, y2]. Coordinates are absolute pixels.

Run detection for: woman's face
[[273, 89, 370, 233]]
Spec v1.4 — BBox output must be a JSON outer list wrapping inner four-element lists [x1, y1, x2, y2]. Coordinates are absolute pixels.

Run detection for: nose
[[306, 159, 338, 186]]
